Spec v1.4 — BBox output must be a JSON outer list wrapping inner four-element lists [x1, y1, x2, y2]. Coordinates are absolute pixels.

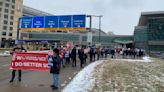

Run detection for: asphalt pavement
[[0, 56, 83, 92]]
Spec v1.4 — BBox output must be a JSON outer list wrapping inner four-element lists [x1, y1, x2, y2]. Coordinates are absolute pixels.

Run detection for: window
[[11, 10, 14, 14], [12, 5, 15, 9], [0, 2, 3, 6], [0, 8, 2, 12], [9, 33, 12, 36], [4, 9, 8, 13], [4, 20, 8, 24], [6, 0, 10, 2], [10, 27, 13, 31], [10, 16, 14, 20], [10, 22, 13, 25], [3, 26, 7, 30], [4, 15, 8, 19], [5, 3, 9, 7], [2, 32, 6, 36], [12, 0, 15, 3]]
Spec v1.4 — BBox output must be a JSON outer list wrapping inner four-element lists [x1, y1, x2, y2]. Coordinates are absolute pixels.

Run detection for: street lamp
[[86, 15, 103, 46], [98, 15, 103, 43]]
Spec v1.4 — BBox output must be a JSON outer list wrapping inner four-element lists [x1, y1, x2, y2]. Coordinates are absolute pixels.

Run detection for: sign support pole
[[17, 18, 21, 40], [88, 16, 92, 46]]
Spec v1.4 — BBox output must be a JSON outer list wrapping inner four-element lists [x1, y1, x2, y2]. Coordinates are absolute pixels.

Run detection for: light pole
[[90, 15, 103, 43], [17, 17, 21, 40], [86, 15, 92, 46], [86, 15, 103, 46], [98, 15, 103, 43]]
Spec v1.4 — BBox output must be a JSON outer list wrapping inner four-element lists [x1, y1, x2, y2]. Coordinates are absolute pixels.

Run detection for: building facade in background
[[134, 11, 164, 52], [0, 0, 23, 47]]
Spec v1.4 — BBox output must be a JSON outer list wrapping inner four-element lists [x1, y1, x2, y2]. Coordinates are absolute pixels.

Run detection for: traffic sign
[[20, 15, 86, 31], [21, 17, 33, 28], [73, 15, 86, 28], [45, 16, 58, 28], [59, 16, 72, 28], [33, 16, 45, 28]]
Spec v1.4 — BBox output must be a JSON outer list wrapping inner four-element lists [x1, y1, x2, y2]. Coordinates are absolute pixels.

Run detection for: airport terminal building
[[134, 11, 164, 52], [21, 5, 134, 49], [1, 4, 134, 49]]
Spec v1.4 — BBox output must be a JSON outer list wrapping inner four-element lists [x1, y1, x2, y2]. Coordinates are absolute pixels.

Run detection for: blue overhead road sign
[[45, 16, 58, 28], [73, 15, 86, 28], [59, 16, 72, 28], [20, 15, 86, 31], [21, 17, 33, 28], [33, 16, 45, 28]]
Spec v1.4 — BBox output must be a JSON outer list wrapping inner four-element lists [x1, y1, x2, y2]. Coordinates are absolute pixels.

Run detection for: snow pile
[[62, 60, 104, 92], [142, 56, 152, 62]]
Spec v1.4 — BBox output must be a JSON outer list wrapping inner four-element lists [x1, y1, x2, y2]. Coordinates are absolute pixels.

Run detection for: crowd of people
[[115, 48, 145, 59], [51, 46, 112, 68], [9, 44, 146, 90]]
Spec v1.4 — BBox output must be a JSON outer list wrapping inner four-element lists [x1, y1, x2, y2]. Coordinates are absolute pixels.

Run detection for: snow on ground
[[142, 56, 151, 62], [91, 58, 164, 92], [112, 56, 152, 62], [62, 57, 164, 92], [62, 60, 104, 92]]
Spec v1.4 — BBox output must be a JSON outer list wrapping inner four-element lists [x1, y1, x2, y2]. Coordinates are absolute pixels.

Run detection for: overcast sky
[[24, 0, 164, 35]]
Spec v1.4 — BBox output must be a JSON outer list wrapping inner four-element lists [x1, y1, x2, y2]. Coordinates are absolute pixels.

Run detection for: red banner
[[10, 52, 49, 71]]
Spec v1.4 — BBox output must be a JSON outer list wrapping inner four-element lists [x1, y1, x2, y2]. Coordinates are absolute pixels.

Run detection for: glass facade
[[148, 17, 164, 41], [25, 32, 123, 46], [134, 26, 148, 50], [147, 17, 164, 51], [29, 33, 79, 42], [134, 27, 147, 42]]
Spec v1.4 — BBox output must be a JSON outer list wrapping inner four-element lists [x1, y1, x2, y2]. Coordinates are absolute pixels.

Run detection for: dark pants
[[93, 53, 96, 61], [80, 57, 84, 68], [11, 70, 22, 80], [105, 53, 107, 58], [90, 55, 92, 62], [97, 54, 100, 60], [111, 54, 115, 58], [72, 57, 76, 67], [66, 58, 70, 64]]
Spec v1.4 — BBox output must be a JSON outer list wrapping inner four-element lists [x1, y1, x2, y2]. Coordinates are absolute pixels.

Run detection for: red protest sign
[[10, 52, 49, 71]]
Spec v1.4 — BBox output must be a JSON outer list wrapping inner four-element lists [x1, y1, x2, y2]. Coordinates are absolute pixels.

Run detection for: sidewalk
[[0, 62, 83, 92]]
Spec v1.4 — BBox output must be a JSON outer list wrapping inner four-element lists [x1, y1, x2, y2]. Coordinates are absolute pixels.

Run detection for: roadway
[[0, 56, 82, 92]]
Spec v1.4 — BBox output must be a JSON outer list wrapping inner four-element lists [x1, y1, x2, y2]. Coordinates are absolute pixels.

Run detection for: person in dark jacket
[[78, 47, 85, 68], [50, 48, 61, 90], [111, 48, 115, 58], [89, 47, 93, 62], [9, 44, 26, 83], [71, 47, 77, 67]]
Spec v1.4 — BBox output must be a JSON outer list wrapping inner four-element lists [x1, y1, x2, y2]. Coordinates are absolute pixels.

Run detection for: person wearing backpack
[[50, 48, 61, 90]]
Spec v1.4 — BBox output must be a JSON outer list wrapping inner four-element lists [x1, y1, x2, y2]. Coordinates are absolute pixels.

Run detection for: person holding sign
[[9, 44, 26, 83]]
